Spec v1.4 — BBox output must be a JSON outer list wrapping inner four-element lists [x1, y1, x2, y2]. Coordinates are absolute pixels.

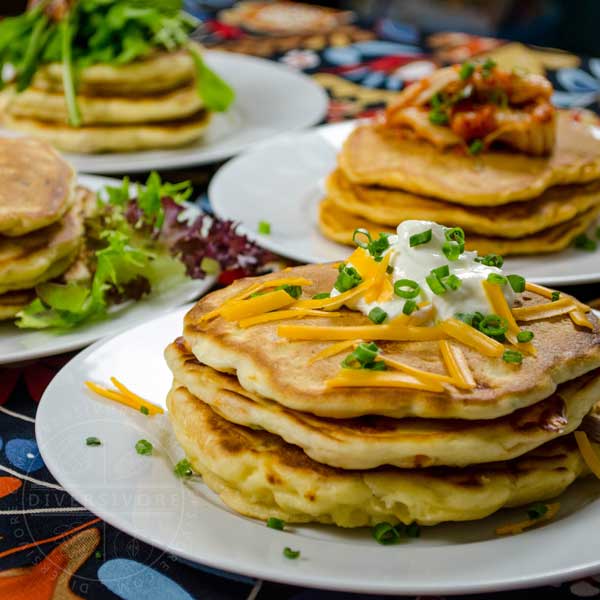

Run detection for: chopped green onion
[[456, 311, 484, 329], [445, 227, 466, 246], [140, 406, 149, 416], [403, 300, 417, 315], [174, 458, 193, 479], [312, 292, 330, 300], [478, 314, 508, 336], [342, 342, 385, 371], [482, 57, 497, 77], [135, 439, 153, 456], [354, 342, 380, 363], [429, 110, 449, 125], [431, 92, 444, 109], [372, 522, 401, 545], [368, 233, 391, 259], [86, 436, 101, 447], [258, 221, 271, 235], [277, 285, 302, 299], [507, 274, 525, 293], [267, 517, 285, 530], [95, 550, 102, 560], [487, 273, 507, 286], [573, 233, 597, 251], [517, 330, 534, 343], [431, 265, 450, 279], [503, 349, 523, 364], [527, 502, 549, 519], [459, 61, 475, 80], [283, 547, 300, 559], [551, 291, 560, 302], [394, 279, 420, 299], [352, 228, 371, 249], [442, 241, 461, 261], [445, 274, 462, 291], [426, 274, 446, 296], [334, 264, 363, 293], [368, 307, 388, 324], [409, 229, 432, 247], [468, 139, 484, 155], [406, 522, 421, 538], [368, 361, 387, 371], [476, 254, 504, 268]]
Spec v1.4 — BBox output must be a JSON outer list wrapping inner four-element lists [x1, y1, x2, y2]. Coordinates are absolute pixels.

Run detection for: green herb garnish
[[277, 285, 302, 299], [140, 405, 150, 415], [174, 458, 193, 478], [468, 139, 484, 155], [429, 109, 449, 125], [352, 229, 390, 260], [551, 291, 561, 302], [403, 300, 417, 315], [368, 307, 388, 324], [135, 439, 153, 455], [426, 274, 446, 296], [394, 279, 420, 299], [372, 522, 402, 545], [507, 274, 525, 293], [475, 254, 504, 268], [517, 330, 534, 343], [267, 517, 285, 530], [342, 342, 386, 371], [445, 274, 462, 291], [86, 436, 101, 446], [459, 61, 475, 80], [283, 547, 300, 559], [574, 234, 597, 252], [312, 292, 330, 300], [442, 241, 461, 261], [487, 273, 507, 286], [258, 221, 271, 235], [409, 229, 432, 247], [478, 314, 508, 337], [503, 349, 523, 364], [334, 264, 363, 293], [527, 502, 549, 519]]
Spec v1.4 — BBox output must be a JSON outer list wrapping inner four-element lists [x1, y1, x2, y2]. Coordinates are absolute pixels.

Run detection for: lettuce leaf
[[190, 46, 235, 113]]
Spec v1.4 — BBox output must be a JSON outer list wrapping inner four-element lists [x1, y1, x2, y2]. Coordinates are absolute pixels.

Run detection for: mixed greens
[[16, 172, 271, 330], [0, 0, 234, 125]]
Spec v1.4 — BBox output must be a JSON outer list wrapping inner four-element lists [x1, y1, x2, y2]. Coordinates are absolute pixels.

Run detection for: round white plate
[[37, 306, 600, 595], [0, 52, 328, 174], [0, 175, 214, 365], [210, 121, 600, 286]]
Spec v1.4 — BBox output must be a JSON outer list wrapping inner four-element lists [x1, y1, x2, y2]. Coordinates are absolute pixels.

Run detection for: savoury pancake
[[30, 48, 196, 97], [338, 111, 600, 206], [0, 290, 35, 321], [2, 110, 212, 154], [0, 195, 84, 295], [166, 340, 600, 469], [327, 168, 600, 239], [318, 197, 600, 256], [2, 83, 204, 126], [183, 265, 600, 421], [0, 137, 75, 236], [167, 383, 588, 527]]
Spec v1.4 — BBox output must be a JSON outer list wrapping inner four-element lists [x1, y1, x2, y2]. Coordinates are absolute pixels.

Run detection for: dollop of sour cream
[[332, 220, 514, 322]]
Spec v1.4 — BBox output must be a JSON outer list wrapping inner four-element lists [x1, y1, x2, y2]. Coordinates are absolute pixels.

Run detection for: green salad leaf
[[189, 46, 235, 112]]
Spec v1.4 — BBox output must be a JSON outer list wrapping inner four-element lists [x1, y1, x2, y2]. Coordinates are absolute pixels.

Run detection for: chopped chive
[[342, 342, 385, 370], [551, 291, 561, 302], [442, 241, 461, 261], [267, 517, 285, 530], [487, 273, 507, 286], [517, 330, 534, 343], [283, 547, 300, 559], [445, 274, 462, 291], [429, 109, 449, 125], [459, 61, 475, 80], [426, 274, 446, 296], [312, 292, 330, 300], [354, 342, 380, 363], [445, 227, 466, 246], [503, 349, 523, 364], [367, 361, 387, 371], [476, 254, 504, 268], [135, 439, 153, 456], [394, 279, 420, 299], [406, 522, 421, 538], [174, 458, 193, 479], [573, 233, 597, 251], [95, 550, 102, 560], [507, 274, 525, 293], [403, 300, 417, 315], [372, 522, 402, 545], [86, 436, 101, 446], [456, 311, 484, 329], [352, 228, 371, 249], [277, 284, 302, 299], [334, 265, 363, 292], [431, 265, 450, 279], [482, 57, 496, 77], [478, 314, 508, 336], [368, 307, 388, 324], [431, 92, 444, 109], [468, 139, 484, 155], [527, 502, 549, 519], [258, 221, 271, 235], [368, 233, 391, 259], [140, 405, 149, 416], [409, 229, 432, 247]]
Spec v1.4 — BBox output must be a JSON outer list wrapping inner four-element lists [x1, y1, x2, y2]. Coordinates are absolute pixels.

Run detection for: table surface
[[1, 3, 600, 599]]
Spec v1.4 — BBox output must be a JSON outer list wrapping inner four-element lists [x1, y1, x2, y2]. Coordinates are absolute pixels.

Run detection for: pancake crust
[[339, 111, 600, 206], [2, 110, 212, 154], [166, 340, 600, 469], [2, 83, 204, 126], [167, 383, 587, 527], [327, 169, 600, 239], [0, 137, 75, 236], [183, 265, 600, 420], [0, 188, 86, 294], [318, 197, 600, 256], [0, 290, 36, 320]]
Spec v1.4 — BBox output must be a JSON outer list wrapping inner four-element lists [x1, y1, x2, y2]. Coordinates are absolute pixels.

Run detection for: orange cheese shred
[[438, 340, 476, 390], [377, 354, 452, 389], [525, 282, 590, 313], [376, 276, 394, 304], [307, 340, 363, 365], [438, 318, 504, 357], [277, 323, 446, 342], [575, 431, 600, 479], [294, 278, 375, 311], [570, 310, 595, 330], [325, 369, 445, 392], [364, 253, 392, 303], [85, 381, 163, 415], [238, 309, 341, 328], [495, 503, 560, 536], [346, 247, 380, 281], [220, 289, 295, 322], [511, 297, 577, 322]]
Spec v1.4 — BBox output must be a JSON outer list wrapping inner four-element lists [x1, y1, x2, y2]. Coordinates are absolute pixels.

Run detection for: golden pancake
[[2, 110, 211, 154], [183, 265, 600, 421], [318, 197, 600, 256], [0, 137, 75, 236], [167, 383, 587, 527], [166, 340, 600, 469], [2, 83, 204, 126], [338, 111, 600, 206], [326, 169, 600, 239], [31, 48, 196, 97], [0, 192, 84, 294], [0, 290, 36, 321]]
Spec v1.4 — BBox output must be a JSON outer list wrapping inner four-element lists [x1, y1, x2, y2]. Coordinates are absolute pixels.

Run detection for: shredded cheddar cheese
[[512, 297, 577, 321], [325, 369, 446, 392], [439, 340, 476, 390], [238, 309, 341, 328], [495, 503, 560, 536], [569, 310, 595, 330], [277, 323, 446, 342], [307, 340, 363, 365], [364, 253, 392, 303], [377, 354, 453, 389], [294, 278, 376, 311], [438, 318, 504, 357], [575, 431, 600, 479], [85, 380, 163, 415], [525, 282, 590, 313], [220, 289, 295, 322]]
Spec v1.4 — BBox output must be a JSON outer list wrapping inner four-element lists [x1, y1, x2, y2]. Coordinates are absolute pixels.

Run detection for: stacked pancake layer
[[0, 48, 211, 154], [165, 264, 600, 528], [0, 137, 85, 318], [319, 111, 600, 256]]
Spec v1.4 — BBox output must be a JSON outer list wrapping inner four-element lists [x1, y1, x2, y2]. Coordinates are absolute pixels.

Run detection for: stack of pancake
[[319, 96, 600, 257], [0, 46, 211, 154], [165, 263, 600, 528], [0, 137, 87, 319]]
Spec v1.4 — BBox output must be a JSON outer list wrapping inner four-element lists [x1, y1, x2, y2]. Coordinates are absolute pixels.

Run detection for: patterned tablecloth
[[2, 2, 600, 599]]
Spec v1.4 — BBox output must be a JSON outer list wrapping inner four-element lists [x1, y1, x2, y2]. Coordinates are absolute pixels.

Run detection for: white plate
[[37, 306, 600, 595], [0, 52, 328, 174], [209, 121, 600, 286], [0, 175, 214, 365]]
